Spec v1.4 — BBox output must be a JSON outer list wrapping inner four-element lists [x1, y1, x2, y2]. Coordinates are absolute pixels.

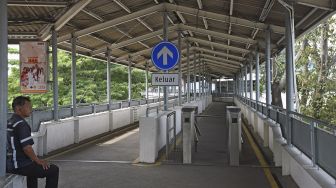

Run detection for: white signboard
[[20, 42, 48, 93], [151, 73, 179, 86]]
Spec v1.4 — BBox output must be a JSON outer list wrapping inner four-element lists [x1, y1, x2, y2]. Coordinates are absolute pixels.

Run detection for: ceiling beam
[[195, 0, 212, 51], [8, 1, 68, 7], [178, 24, 257, 45], [163, 3, 285, 34], [243, 0, 275, 57], [187, 37, 251, 54], [91, 23, 263, 57], [167, 0, 194, 38], [200, 54, 241, 67], [134, 42, 247, 68], [39, 0, 92, 41], [276, 7, 318, 45], [181, 63, 235, 76], [54, 0, 92, 31], [191, 47, 245, 61], [167, 58, 236, 76], [227, 0, 234, 56], [81, 8, 150, 54], [57, 3, 164, 43], [56, 2, 282, 48], [202, 60, 238, 71], [91, 25, 178, 55], [58, 43, 149, 71], [82, 8, 104, 22], [114, 0, 162, 41], [209, 69, 234, 77], [179, 56, 238, 71], [201, 59, 239, 71], [296, 0, 335, 11]]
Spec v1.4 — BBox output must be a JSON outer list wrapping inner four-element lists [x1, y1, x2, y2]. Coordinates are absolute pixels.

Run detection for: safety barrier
[[7, 96, 181, 132], [165, 111, 176, 159], [139, 95, 212, 163], [235, 95, 336, 185]]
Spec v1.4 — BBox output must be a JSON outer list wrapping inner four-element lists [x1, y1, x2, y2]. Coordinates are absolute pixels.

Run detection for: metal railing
[[235, 95, 336, 179], [166, 111, 177, 159], [212, 93, 234, 98], [14, 95, 190, 132], [146, 105, 159, 117], [8, 97, 183, 132]]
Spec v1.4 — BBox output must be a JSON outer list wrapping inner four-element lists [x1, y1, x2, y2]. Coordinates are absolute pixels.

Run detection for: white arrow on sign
[[157, 46, 173, 65]]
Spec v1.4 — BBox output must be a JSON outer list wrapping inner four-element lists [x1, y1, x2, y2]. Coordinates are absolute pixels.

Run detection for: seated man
[[6, 96, 59, 188]]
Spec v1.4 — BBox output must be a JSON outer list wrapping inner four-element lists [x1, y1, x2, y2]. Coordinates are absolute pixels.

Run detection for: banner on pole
[[20, 42, 48, 93]]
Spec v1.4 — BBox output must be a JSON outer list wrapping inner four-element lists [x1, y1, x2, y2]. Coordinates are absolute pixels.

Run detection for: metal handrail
[[166, 111, 176, 159], [238, 95, 335, 129], [146, 106, 159, 117], [236, 94, 336, 175], [289, 111, 335, 129]]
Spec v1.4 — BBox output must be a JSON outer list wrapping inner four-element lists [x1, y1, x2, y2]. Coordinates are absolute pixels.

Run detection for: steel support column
[[219, 78, 221, 94], [208, 73, 211, 95], [183, 76, 186, 97], [193, 50, 196, 101], [249, 57, 253, 102], [237, 73, 239, 96], [178, 30, 182, 106], [245, 65, 248, 98], [158, 86, 160, 102], [187, 44, 190, 103], [199, 61, 203, 99], [163, 11, 168, 110], [52, 28, 59, 121], [204, 72, 208, 97], [240, 70, 243, 97], [107, 49, 112, 109], [238, 71, 241, 96], [265, 29, 272, 110], [71, 36, 77, 116], [285, 6, 295, 145], [0, 0, 7, 177], [198, 53, 201, 98], [235, 74, 238, 95], [239, 72, 241, 96], [201, 61, 205, 98], [210, 77, 212, 94], [239, 70, 242, 97], [207, 73, 209, 95], [255, 50, 260, 103], [145, 62, 149, 100], [128, 56, 132, 102]]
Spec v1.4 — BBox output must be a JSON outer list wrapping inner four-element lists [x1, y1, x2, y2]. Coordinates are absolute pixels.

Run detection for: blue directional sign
[[151, 41, 180, 71]]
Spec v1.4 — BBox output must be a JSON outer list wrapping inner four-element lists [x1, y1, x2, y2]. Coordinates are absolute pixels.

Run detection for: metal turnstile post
[[226, 106, 242, 166], [182, 106, 197, 164]]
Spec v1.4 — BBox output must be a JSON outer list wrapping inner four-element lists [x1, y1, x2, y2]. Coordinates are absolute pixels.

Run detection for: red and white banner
[[20, 42, 48, 93]]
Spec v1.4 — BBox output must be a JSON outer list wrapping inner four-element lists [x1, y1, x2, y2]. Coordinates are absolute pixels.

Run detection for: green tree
[[8, 50, 147, 108]]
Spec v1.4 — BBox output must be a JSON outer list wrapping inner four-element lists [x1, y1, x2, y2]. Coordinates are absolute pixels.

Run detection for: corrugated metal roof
[[6, 0, 336, 76]]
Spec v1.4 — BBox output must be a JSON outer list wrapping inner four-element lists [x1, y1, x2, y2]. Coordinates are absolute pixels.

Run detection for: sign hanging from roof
[[151, 41, 180, 71], [19, 42, 48, 93]]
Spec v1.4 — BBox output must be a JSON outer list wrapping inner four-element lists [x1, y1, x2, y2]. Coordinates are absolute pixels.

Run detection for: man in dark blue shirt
[[7, 96, 59, 188]]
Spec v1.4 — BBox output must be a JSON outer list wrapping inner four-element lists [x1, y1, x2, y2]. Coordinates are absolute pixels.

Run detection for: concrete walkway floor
[[38, 102, 298, 188]]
